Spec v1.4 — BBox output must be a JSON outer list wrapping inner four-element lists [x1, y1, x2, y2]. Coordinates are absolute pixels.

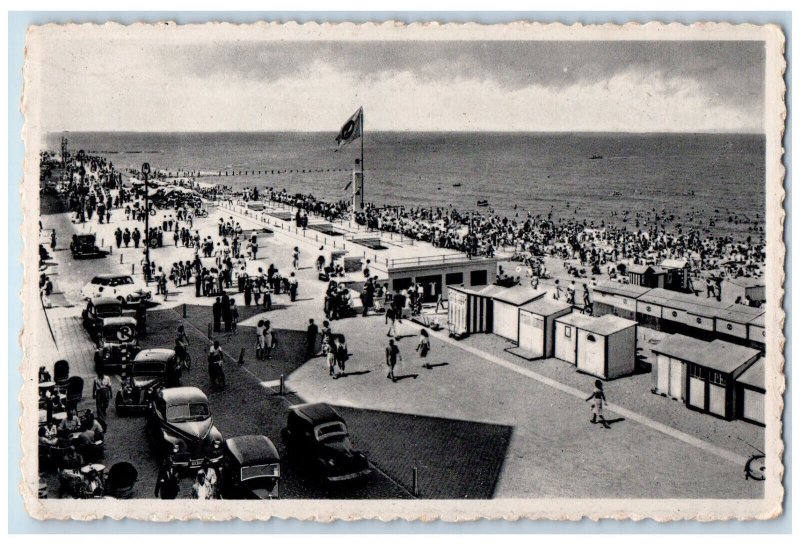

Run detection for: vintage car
[[80, 274, 152, 305], [93, 316, 140, 373], [70, 234, 108, 259], [115, 349, 180, 416], [146, 386, 223, 470], [81, 297, 123, 337], [280, 403, 371, 484], [220, 435, 280, 499]]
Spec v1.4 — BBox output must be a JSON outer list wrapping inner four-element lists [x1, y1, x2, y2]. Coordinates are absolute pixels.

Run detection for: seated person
[[58, 408, 81, 434], [83, 468, 104, 497], [38, 366, 52, 383], [39, 426, 58, 447], [82, 413, 105, 442], [120, 375, 140, 405], [59, 446, 83, 471]]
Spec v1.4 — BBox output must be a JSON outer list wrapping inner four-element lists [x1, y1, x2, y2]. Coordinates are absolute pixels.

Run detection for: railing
[[388, 253, 493, 268]]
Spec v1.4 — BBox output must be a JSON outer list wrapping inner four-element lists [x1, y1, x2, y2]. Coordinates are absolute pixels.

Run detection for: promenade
[[37, 190, 764, 500]]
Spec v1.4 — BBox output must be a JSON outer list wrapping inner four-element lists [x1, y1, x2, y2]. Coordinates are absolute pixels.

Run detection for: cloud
[[34, 37, 764, 133]]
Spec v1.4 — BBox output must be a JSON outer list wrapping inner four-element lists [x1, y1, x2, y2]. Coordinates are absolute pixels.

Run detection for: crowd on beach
[[260, 187, 765, 282]]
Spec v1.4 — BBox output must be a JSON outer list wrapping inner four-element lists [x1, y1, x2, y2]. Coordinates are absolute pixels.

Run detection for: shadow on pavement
[[334, 405, 513, 499]]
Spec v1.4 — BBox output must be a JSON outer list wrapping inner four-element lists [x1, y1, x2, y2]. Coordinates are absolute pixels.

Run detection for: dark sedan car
[[82, 297, 123, 337], [280, 403, 370, 484], [92, 316, 140, 373], [220, 435, 280, 499], [146, 386, 223, 470], [115, 349, 180, 416]]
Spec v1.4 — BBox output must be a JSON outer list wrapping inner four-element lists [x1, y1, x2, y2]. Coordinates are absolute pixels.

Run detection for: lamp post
[[142, 162, 151, 284], [77, 149, 86, 223]]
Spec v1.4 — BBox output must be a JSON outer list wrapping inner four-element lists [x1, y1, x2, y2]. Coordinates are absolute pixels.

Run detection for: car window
[[167, 402, 210, 423], [133, 361, 165, 375], [96, 304, 121, 317], [314, 422, 348, 442]]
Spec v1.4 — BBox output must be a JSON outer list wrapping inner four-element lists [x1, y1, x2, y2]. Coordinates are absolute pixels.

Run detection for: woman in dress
[[263, 320, 274, 360], [416, 329, 431, 368]]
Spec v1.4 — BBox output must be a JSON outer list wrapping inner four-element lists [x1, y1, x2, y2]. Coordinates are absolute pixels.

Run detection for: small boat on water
[[589, 154, 603, 160], [477, 200, 489, 207], [452, 183, 462, 187]]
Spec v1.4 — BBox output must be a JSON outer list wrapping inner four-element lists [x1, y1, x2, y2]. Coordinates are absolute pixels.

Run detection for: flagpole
[[360, 107, 364, 210]]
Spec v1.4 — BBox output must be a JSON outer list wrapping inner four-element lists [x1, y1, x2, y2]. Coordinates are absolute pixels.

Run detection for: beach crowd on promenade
[[258, 187, 765, 283]]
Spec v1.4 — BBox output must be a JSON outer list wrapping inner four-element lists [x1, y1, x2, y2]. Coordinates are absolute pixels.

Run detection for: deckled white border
[[19, 20, 786, 522]]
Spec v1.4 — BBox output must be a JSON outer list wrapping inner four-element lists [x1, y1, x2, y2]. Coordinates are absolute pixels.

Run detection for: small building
[[446, 284, 503, 337], [653, 337, 760, 420], [636, 289, 672, 330], [735, 357, 765, 426], [714, 306, 765, 345], [554, 314, 638, 379], [554, 313, 595, 364], [387, 256, 500, 301], [628, 264, 666, 289], [719, 276, 766, 306], [591, 282, 651, 320], [747, 313, 766, 350], [491, 286, 546, 342], [661, 258, 690, 292], [510, 299, 573, 360], [574, 315, 638, 379], [651, 334, 710, 401]]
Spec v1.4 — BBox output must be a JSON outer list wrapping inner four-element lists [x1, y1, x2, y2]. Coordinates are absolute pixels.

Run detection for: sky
[[32, 37, 765, 133]]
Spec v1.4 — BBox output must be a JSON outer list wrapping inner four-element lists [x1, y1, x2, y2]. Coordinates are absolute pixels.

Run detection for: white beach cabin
[[510, 298, 573, 360], [491, 286, 546, 342]]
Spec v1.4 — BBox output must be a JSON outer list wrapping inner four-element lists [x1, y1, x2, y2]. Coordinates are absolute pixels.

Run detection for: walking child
[[585, 380, 611, 429]]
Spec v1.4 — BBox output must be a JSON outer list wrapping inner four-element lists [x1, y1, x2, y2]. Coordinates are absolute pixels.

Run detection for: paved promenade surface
[[36, 194, 764, 500]]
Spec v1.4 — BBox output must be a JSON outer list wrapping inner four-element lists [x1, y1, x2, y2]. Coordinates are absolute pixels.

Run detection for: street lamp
[[142, 162, 151, 284], [77, 150, 86, 223]]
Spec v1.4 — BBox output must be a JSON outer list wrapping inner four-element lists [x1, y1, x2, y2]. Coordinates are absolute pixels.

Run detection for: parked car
[[80, 274, 152, 305], [115, 349, 179, 416], [280, 403, 370, 484], [220, 435, 280, 499], [70, 234, 108, 259], [146, 387, 223, 470], [81, 297, 123, 337], [93, 316, 140, 373]]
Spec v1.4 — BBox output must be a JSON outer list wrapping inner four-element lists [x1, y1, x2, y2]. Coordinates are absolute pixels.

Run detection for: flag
[[335, 107, 363, 148]]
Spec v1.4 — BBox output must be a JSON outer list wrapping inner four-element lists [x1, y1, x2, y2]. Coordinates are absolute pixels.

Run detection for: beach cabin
[[747, 313, 766, 351], [627, 264, 666, 289], [720, 277, 766, 306], [735, 357, 765, 426], [554, 313, 595, 365], [651, 334, 710, 402], [661, 258, 690, 292], [554, 314, 638, 379], [574, 315, 638, 379], [636, 289, 671, 330], [511, 299, 573, 360], [714, 306, 765, 346], [446, 285, 502, 337], [591, 282, 651, 320], [491, 286, 546, 342], [687, 340, 760, 420]]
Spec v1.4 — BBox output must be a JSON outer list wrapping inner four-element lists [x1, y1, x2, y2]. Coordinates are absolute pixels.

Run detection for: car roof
[[224, 435, 279, 465], [291, 403, 343, 425], [102, 317, 138, 327], [90, 296, 121, 306], [160, 386, 208, 405], [135, 348, 175, 361], [93, 273, 132, 280]]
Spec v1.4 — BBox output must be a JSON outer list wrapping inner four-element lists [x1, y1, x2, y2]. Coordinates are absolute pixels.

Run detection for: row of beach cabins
[[446, 281, 766, 427]]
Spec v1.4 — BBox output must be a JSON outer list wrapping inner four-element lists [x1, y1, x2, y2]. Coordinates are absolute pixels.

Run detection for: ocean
[[45, 132, 765, 241]]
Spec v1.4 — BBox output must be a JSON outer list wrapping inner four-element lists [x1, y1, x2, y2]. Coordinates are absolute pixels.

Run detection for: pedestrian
[[288, 272, 298, 302], [263, 320, 274, 359], [255, 320, 265, 359], [306, 318, 318, 358], [229, 299, 238, 334], [212, 297, 222, 333], [221, 293, 232, 333], [416, 329, 431, 367], [554, 279, 562, 300], [385, 338, 401, 382], [325, 340, 336, 378], [386, 306, 397, 338], [92, 370, 112, 422], [191, 470, 213, 500], [50, 230, 57, 251], [292, 246, 300, 270], [154, 457, 180, 500], [585, 380, 611, 428], [334, 335, 348, 376]]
